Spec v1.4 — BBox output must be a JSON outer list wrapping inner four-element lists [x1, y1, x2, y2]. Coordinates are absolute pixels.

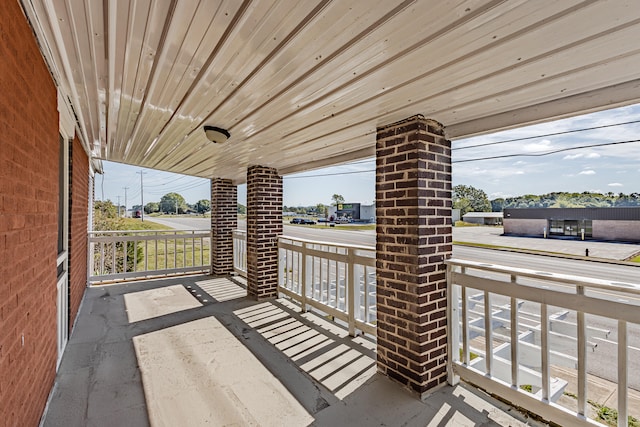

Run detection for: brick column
[[246, 165, 282, 299], [375, 115, 452, 397], [211, 178, 237, 275]]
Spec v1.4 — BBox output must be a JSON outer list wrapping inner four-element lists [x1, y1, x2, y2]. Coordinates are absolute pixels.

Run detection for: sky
[[97, 103, 640, 209]]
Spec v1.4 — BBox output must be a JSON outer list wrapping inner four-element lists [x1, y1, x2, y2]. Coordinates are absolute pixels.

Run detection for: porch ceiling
[[23, 0, 640, 183]]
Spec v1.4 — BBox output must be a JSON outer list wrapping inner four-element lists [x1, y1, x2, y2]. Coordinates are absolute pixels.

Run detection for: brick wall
[[68, 136, 89, 329], [503, 218, 546, 237], [246, 165, 282, 299], [593, 220, 640, 242], [211, 178, 237, 274], [375, 115, 452, 396], [0, 1, 60, 425]]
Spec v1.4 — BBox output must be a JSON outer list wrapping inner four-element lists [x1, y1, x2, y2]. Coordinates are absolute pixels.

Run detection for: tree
[[316, 203, 327, 217], [237, 203, 246, 214], [490, 198, 505, 212], [94, 200, 118, 220], [92, 200, 142, 274], [453, 185, 491, 217], [159, 192, 187, 214], [144, 202, 159, 214], [331, 194, 345, 206], [195, 199, 210, 214]]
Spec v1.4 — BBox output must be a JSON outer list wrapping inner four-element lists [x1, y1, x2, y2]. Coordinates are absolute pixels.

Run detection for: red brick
[[211, 178, 237, 274], [246, 166, 282, 300], [0, 1, 85, 425], [375, 115, 452, 397], [68, 137, 89, 328]]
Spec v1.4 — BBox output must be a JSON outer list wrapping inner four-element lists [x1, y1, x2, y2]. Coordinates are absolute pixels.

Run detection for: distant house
[[462, 212, 503, 225]]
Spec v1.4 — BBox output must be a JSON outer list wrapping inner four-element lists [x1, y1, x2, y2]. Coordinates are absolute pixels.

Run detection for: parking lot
[[454, 226, 640, 261]]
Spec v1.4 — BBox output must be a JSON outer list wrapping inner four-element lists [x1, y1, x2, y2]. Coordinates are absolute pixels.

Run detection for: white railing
[[233, 230, 247, 277], [278, 236, 376, 336], [89, 230, 211, 283], [446, 258, 640, 427]]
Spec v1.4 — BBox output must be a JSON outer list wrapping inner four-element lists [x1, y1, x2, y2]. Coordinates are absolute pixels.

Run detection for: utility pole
[[123, 186, 129, 217], [117, 195, 121, 217], [175, 199, 178, 215], [137, 170, 147, 221]]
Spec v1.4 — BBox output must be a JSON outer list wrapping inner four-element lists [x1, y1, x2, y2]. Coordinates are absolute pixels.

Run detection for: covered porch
[[5, 1, 640, 426], [43, 274, 538, 426]]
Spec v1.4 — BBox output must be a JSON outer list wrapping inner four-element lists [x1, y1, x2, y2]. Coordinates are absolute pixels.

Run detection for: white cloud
[[608, 182, 623, 187], [522, 139, 553, 153], [563, 152, 601, 160], [490, 192, 513, 199], [514, 161, 526, 165], [578, 170, 596, 175]]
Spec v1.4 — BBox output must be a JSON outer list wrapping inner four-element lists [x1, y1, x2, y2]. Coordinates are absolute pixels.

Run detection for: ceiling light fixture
[[203, 126, 230, 144]]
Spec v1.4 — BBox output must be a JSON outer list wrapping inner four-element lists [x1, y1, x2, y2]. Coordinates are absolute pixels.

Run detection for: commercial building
[[327, 203, 375, 222], [462, 211, 503, 225], [504, 207, 640, 241]]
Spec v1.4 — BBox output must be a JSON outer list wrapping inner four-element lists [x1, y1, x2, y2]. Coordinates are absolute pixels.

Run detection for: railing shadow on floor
[[43, 274, 539, 426]]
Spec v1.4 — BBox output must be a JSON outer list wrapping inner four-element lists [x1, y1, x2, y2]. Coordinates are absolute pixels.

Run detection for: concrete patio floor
[[42, 275, 544, 427]]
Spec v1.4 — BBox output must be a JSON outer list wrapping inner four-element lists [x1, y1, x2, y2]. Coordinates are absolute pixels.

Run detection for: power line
[[452, 119, 640, 151], [285, 169, 375, 179], [146, 180, 210, 195], [453, 139, 640, 163], [283, 139, 640, 177], [144, 174, 192, 187]]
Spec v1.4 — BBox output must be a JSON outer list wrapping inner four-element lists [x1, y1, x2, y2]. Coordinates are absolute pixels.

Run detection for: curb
[[453, 242, 640, 267]]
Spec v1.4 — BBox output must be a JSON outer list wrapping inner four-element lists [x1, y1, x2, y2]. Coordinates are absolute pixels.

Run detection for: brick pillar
[[246, 165, 282, 299], [375, 114, 452, 397], [211, 178, 237, 275]]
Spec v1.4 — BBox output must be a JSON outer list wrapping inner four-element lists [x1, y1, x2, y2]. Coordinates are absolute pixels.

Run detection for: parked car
[[290, 218, 316, 225]]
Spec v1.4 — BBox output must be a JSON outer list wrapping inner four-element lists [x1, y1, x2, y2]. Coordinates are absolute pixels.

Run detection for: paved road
[[147, 217, 640, 283]]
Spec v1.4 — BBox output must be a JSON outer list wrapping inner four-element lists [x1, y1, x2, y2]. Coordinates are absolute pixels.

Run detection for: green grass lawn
[[135, 238, 210, 271], [119, 218, 174, 230], [330, 224, 376, 231]]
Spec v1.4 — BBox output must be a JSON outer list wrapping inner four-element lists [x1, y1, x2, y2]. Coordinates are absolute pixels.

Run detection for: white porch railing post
[[461, 267, 469, 365], [618, 319, 628, 427], [347, 247, 356, 337], [541, 303, 550, 401], [301, 242, 308, 313], [577, 285, 587, 416], [447, 263, 460, 385], [510, 274, 519, 389], [484, 290, 493, 376]]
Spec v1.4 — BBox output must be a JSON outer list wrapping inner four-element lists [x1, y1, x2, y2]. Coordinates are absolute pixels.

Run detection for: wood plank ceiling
[[22, 0, 640, 183]]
